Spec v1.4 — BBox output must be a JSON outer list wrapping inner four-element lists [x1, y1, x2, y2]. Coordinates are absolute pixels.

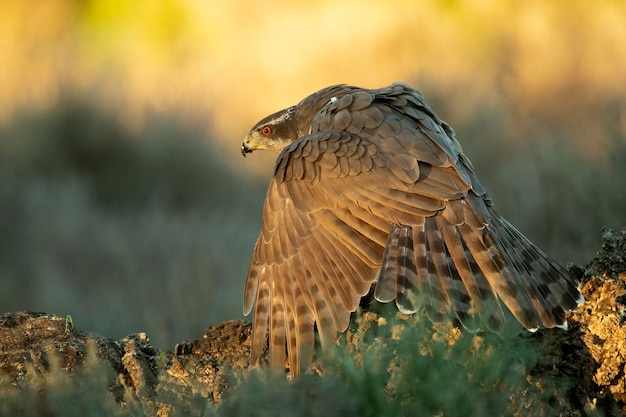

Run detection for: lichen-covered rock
[[0, 311, 122, 385], [583, 228, 626, 279], [574, 274, 626, 404], [157, 320, 252, 409], [570, 227, 626, 410], [0, 312, 252, 415]]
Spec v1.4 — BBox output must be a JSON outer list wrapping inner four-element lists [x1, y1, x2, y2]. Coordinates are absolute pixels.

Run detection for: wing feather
[[244, 82, 582, 377], [269, 265, 286, 369], [300, 240, 345, 330]]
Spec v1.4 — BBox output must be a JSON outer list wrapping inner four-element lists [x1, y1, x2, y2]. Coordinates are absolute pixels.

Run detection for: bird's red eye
[[261, 126, 271, 136]]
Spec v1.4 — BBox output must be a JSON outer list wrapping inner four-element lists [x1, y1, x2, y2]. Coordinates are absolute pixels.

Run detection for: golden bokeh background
[[1, 0, 625, 347], [3, 0, 625, 150]]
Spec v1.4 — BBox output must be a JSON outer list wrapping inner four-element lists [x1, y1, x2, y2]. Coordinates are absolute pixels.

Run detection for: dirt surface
[[1, 228, 625, 415]]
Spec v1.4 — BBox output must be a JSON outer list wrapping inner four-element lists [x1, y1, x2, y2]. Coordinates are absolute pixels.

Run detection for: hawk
[[240, 82, 582, 377]]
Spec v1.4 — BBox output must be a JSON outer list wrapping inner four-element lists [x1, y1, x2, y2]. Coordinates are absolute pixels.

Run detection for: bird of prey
[[240, 82, 582, 377]]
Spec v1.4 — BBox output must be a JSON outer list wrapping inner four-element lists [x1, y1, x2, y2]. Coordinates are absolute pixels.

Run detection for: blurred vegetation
[[220, 315, 530, 417], [220, 316, 590, 417], [0, 99, 265, 347], [222, 311, 623, 416], [0, 0, 625, 352]]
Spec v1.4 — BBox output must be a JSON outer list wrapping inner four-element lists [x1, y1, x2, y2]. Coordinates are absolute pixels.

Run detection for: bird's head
[[241, 106, 299, 156]]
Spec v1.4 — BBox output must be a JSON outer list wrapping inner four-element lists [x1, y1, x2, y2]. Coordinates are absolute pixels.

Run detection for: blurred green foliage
[[220, 312, 618, 416], [0, 97, 265, 347], [0, 343, 122, 417]]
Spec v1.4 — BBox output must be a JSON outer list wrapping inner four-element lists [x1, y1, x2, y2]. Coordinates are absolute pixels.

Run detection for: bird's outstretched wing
[[243, 83, 582, 376]]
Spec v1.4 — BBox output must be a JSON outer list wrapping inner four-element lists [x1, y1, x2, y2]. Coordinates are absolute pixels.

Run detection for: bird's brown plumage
[[241, 82, 582, 377]]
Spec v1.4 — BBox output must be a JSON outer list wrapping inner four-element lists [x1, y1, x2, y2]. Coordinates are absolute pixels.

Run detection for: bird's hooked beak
[[241, 135, 253, 157]]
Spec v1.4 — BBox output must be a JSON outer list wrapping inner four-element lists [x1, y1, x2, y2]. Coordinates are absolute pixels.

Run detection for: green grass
[[217, 311, 605, 417]]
